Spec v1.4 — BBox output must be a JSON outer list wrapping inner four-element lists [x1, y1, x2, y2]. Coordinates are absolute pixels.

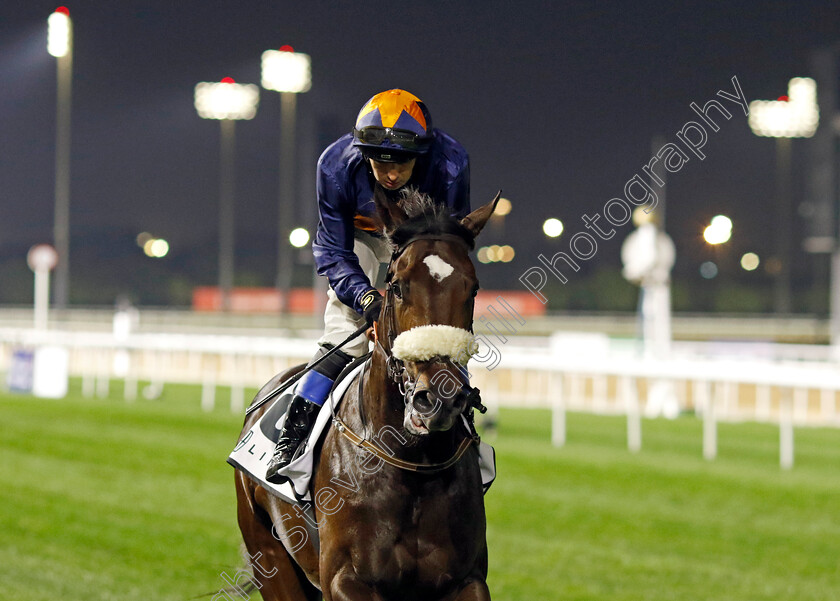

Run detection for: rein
[[331, 360, 478, 473], [333, 414, 475, 473], [330, 232, 480, 474]]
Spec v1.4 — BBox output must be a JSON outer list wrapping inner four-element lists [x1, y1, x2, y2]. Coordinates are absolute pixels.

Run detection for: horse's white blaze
[[392, 325, 478, 364], [423, 255, 454, 282]]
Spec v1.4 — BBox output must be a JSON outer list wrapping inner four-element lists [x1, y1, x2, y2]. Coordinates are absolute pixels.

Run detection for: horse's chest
[[316, 428, 486, 594], [339, 481, 483, 589]]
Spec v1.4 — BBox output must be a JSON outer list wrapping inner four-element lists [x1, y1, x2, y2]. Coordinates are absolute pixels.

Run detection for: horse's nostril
[[412, 390, 437, 416]]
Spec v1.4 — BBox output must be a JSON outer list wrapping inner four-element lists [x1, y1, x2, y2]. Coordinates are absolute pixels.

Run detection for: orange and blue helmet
[[353, 89, 433, 162]]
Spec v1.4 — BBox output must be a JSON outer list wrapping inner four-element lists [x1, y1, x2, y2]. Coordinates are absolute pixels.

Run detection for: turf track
[[1, 380, 838, 600]]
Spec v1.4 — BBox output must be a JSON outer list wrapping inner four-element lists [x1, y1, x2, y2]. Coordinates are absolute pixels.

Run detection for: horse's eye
[[390, 282, 403, 299], [471, 284, 479, 298]]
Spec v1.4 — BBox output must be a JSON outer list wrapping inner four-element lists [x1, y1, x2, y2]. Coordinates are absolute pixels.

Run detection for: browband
[[386, 234, 472, 282]]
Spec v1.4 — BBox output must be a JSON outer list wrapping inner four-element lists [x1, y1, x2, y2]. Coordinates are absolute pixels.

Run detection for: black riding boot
[[265, 394, 318, 483], [265, 344, 354, 484]]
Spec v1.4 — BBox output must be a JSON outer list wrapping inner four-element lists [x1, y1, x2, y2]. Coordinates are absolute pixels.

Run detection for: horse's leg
[[235, 470, 314, 601]]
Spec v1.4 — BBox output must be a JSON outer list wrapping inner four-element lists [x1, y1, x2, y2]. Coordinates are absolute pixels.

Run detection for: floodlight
[[748, 77, 819, 138], [48, 8, 71, 57], [261, 49, 312, 93], [194, 79, 260, 120]]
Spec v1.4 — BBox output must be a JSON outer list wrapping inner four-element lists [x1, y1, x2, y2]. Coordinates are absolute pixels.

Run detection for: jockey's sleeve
[[312, 169, 374, 315], [428, 129, 470, 219], [445, 158, 471, 219]]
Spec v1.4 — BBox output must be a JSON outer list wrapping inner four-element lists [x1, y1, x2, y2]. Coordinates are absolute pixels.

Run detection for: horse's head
[[372, 186, 499, 435]]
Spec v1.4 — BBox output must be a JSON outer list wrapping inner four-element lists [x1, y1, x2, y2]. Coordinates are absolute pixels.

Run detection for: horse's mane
[[389, 188, 475, 250]]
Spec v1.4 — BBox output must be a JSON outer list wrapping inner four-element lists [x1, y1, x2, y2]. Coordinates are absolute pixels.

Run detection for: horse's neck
[[364, 347, 402, 430]]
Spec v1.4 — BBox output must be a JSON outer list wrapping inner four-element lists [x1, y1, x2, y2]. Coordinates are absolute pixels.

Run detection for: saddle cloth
[[228, 360, 496, 504]]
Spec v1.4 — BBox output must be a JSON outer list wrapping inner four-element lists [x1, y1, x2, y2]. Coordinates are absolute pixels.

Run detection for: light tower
[[749, 77, 819, 313], [48, 6, 73, 308], [194, 78, 259, 311], [261, 46, 311, 311]]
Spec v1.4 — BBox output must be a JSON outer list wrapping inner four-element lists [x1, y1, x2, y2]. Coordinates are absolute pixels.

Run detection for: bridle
[[379, 233, 476, 396], [331, 232, 483, 473]]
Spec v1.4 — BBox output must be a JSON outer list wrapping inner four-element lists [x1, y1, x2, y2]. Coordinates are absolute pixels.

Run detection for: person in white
[[621, 207, 678, 417]]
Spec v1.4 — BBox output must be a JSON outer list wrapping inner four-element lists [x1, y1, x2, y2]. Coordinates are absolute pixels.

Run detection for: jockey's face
[[369, 158, 416, 191]]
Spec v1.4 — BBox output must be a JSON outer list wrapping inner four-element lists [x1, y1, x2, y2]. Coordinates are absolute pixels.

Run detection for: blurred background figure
[[112, 294, 140, 392], [622, 207, 678, 417]]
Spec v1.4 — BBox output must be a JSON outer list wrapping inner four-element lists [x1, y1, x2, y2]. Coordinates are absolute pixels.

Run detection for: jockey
[[266, 89, 471, 483]]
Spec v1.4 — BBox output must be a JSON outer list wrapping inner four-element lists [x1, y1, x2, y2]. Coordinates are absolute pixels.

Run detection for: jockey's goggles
[[353, 127, 431, 152]]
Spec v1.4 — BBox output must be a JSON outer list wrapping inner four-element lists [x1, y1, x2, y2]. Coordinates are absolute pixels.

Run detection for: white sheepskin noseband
[[391, 325, 478, 364]]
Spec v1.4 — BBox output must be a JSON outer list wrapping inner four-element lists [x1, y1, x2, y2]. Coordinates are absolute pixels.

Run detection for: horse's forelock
[[389, 188, 475, 250], [397, 188, 439, 218]]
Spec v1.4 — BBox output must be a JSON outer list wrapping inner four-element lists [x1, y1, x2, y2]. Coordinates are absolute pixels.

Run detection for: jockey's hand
[[360, 290, 384, 326]]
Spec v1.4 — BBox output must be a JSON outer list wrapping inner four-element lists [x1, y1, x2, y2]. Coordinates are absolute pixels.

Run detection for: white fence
[[493, 334, 840, 468], [0, 327, 318, 413], [2, 326, 839, 469]]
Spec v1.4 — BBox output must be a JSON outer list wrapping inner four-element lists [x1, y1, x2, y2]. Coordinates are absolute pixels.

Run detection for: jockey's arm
[[312, 169, 376, 316]]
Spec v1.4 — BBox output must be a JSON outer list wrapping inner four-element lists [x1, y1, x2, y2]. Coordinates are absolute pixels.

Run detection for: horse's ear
[[371, 185, 408, 234], [460, 190, 501, 238]]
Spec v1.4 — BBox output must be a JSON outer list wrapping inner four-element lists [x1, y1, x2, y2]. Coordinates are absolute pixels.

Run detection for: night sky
[[2, 1, 839, 306]]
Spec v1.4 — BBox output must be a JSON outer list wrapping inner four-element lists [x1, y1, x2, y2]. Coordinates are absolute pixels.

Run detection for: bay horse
[[234, 187, 499, 600]]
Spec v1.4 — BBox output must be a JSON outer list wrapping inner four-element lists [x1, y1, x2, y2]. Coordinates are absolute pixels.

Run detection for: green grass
[[485, 413, 840, 600], [1, 381, 838, 600]]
